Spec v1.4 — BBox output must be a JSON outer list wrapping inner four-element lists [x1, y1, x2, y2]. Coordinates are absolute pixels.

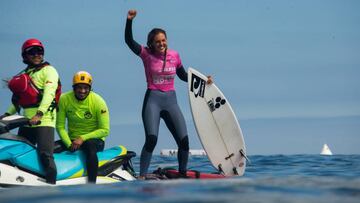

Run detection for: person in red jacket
[[2, 39, 58, 184]]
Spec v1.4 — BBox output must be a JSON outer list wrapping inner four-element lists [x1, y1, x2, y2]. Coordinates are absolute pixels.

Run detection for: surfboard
[[188, 67, 247, 176]]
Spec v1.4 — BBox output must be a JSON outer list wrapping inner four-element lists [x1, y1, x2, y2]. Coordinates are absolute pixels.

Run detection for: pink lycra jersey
[[139, 46, 182, 92]]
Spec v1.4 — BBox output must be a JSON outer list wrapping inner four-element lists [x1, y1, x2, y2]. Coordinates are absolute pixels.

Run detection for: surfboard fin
[[233, 167, 239, 175], [218, 164, 225, 175], [240, 149, 251, 164]]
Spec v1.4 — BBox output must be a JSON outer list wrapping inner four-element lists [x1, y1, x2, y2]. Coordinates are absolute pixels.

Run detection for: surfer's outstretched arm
[[125, 10, 141, 55]]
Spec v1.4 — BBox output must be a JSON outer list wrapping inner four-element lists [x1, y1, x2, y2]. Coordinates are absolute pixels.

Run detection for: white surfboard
[[188, 67, 247, 176]]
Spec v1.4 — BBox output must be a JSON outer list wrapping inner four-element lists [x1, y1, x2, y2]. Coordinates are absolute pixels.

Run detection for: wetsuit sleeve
[[80, 96, 110, 141], [37, 66, 59, 114], [125, 19, 141, 56], [56, 95, 72, 148], [176, 66, 188, 82]]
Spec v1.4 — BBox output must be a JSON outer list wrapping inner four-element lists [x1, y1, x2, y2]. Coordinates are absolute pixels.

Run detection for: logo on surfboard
[[190, 74, 206, 98], [207, 96, 226, 112]]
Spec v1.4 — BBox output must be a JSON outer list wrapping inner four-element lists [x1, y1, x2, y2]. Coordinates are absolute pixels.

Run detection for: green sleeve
[[6, 104, 17, 115], [80, 96, 110, 141], [56, 94, 72, 148], [37, 66, 59, 113]]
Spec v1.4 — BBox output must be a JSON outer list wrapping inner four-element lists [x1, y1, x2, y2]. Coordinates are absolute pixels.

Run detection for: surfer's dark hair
[[147, 28, 167, 52]]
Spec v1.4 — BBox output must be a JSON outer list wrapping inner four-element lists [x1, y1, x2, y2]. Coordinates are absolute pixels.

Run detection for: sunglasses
[[24, 47, 44, 56]]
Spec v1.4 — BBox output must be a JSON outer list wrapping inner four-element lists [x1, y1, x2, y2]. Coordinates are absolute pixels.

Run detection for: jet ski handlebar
[[0, 115, 36, 133]]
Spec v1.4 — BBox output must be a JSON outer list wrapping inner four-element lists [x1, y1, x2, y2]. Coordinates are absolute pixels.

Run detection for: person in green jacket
[[1, 38, 58, 184], [56, 71, 110, 183]]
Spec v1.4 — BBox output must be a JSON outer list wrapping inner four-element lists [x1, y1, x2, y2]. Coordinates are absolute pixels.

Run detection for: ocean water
[[1, 155, 359, 203]]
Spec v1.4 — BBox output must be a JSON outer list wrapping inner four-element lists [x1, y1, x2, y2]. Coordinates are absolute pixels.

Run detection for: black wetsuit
[[125, 19, 189, 175]]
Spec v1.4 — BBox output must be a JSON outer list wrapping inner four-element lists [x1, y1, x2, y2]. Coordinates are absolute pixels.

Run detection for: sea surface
[[1, 154, 359, 203]]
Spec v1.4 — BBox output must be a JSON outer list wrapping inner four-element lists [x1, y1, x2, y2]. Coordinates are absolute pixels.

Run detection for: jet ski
[[0, 115, 137, 186]]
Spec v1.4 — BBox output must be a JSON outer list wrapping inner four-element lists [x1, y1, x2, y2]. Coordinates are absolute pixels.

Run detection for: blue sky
[[1, 0, 359, 155]]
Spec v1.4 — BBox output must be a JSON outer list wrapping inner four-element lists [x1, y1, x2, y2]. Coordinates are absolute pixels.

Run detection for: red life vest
[[8, 64, 61, 111]]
